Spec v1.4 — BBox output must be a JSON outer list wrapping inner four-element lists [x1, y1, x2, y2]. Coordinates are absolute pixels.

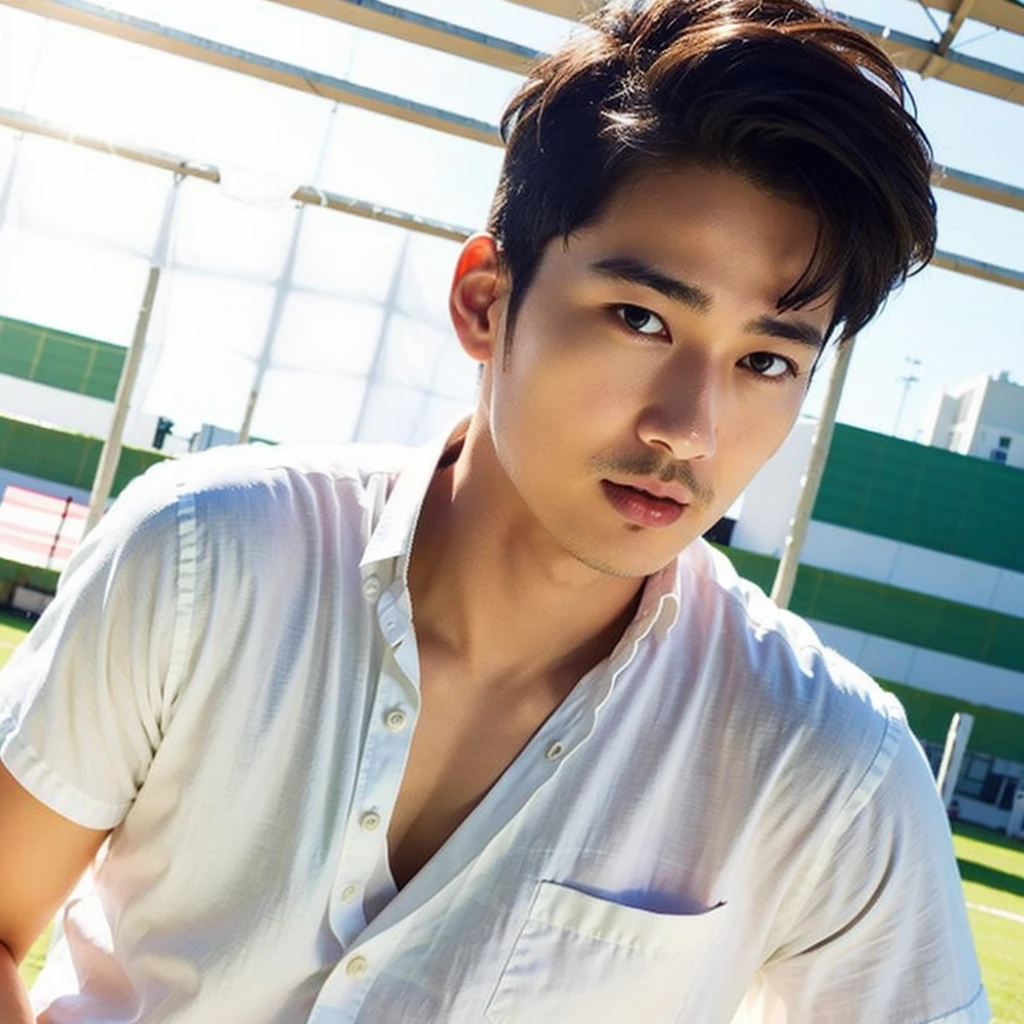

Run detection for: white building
[[920, 371, 1024, 468]]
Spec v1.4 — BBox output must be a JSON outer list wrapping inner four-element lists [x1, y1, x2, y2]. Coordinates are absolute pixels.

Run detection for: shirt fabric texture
[[0, 424, 989, 1023]]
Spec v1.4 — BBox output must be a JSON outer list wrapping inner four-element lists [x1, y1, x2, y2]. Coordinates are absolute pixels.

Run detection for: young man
[[0, 1, 989, 1021]]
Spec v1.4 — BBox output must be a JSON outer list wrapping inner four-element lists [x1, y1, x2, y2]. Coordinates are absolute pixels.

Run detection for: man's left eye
[[741, 352, 795, 378]]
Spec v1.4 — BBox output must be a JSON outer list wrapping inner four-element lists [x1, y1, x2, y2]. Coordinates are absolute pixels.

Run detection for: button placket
[[362, 573, 382, 601], [329, 636, 419, 947], [384, 707, 408, 732], [308, 923, 408, 1017], [376, 587, 409, 648]]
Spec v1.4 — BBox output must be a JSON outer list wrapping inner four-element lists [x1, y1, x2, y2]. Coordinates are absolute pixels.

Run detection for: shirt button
[[384, 707, 408, 732], [360, 810, 381, 832], [362, 575, 381, 600], [346, 954, 369, 979], [341, 884, 359, 903], [545, 741, 565, 761]]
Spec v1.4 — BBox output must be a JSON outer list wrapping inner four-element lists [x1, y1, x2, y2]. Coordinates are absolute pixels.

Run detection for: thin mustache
[[591, 454, 715, 507]]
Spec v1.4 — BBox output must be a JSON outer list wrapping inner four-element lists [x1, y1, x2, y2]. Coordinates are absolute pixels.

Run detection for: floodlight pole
[[770, 336, 856, 609], [84, 176, 181, 535]]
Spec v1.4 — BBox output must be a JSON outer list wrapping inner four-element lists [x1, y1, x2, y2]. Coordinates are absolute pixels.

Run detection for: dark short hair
[[487, 0, 937, 343]]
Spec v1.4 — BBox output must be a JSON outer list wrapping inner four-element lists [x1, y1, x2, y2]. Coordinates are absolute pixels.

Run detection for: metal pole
[[893, 357, 922, 438], [83, 177, 180, 534], [46, 495, 72, 569], [83, 264, 161, 534], [936, 712, 974, 809], [770, 337, 856, 609]]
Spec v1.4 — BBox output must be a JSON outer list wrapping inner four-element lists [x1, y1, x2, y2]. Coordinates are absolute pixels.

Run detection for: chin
[[563, 536, 688, 580]]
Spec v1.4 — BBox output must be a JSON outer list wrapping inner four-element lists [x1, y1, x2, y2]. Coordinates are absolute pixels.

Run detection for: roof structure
[[0, 0, 1020, 451]]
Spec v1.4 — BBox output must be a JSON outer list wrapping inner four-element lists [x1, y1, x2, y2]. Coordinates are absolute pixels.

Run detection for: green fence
[[815, 425, 1024, 573], [0, 556, 60, 599], [0, 315, 126, 401], [882, 680, 1024, 764], [718, 546, 1024, 675], [0, 415, 168, 497]]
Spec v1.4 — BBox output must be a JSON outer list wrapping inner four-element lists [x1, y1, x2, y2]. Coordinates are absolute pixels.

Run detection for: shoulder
[[675, 540, 911, 810], [151, 440, 412, 507], [110, 441, 411, 537], [69, 442, 416, 591]]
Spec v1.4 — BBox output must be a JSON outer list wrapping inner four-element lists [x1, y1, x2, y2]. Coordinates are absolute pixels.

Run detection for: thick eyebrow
[[590, 255, 824, 350], [589, 256, 712, 313], [745, 315, 825, 350]]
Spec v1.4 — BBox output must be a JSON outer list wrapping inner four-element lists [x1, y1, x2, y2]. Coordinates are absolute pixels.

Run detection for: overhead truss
[[0, 106, 472, 242], [921, 0, 1024, 37], [0, 0, 500, 144], [5, 0, 1024, 112], [1, 106, 1021, 294], [0, 0, 1021, 283], [507, 0, 1024, 36]]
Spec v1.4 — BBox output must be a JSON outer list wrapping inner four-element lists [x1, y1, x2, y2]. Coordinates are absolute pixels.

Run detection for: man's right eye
[[615, 304, 668, 337]]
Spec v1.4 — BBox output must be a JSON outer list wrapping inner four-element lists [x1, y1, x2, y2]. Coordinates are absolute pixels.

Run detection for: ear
[[449, 234, 507, 364]]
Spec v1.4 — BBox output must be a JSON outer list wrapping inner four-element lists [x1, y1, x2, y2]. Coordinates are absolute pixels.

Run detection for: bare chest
[[386, 660, 571, 890]]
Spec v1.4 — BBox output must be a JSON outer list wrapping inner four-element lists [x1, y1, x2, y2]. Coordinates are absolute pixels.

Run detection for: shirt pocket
[[484, 880, 727, 1024]]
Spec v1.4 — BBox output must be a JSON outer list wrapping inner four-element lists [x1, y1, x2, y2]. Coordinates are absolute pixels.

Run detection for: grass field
[[4, 615, 1024, 1017], [955, 822, 1024, 1023]]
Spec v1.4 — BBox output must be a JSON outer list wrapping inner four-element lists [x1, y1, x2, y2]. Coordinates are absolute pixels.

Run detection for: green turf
[[0, 612, 32, 658], [20, 925, 50, 988], [953, 823, 1024, 1023]]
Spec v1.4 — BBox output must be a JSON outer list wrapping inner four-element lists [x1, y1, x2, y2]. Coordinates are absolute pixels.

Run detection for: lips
[[601, 480, 687, 528]]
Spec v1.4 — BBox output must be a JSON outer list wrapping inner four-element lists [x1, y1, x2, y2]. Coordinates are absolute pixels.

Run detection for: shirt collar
[[632, 559, 681, 641], [359, 416, 469, 575], [359, 415, 685, 643]]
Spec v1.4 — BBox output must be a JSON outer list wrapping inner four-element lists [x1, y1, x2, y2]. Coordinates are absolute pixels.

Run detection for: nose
[[636, 356, 719, 462]]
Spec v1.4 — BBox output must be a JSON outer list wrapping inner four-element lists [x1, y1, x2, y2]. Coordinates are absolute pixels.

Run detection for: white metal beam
[[856, 13, 1024, 105], [264, 0, 540, 74], [501, 0, 594, 17], [921, 0, 1024, 37], [920, 0, 977, 78], [0, 0, 501, 145], [0, 106, 473, 241], [933, 163, 1024, 212], [503, 0, 1024, 106], [932, 248, 1024, 289], [505, 0, 1024, 37], [4, 106, 1023, 297]]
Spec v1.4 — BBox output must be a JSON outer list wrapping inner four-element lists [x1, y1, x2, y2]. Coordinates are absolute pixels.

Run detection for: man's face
[[476, 166, 835, 579]]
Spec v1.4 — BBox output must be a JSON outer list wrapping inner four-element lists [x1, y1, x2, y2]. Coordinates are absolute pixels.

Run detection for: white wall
[[955, 796, 1009, 832], [924, 374, 1024, 468], [0, 469, 90, 506], [0, 375, 158, 449], [800, 521, 1024, 617], [921, 391, 957, 448], [730, 419, 813, 557], [810, 619, 1024, 716], [968, 422, 1024, 469]]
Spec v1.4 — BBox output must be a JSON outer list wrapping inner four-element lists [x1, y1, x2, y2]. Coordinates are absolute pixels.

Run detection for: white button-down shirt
[[0, 425, 987, 1023]]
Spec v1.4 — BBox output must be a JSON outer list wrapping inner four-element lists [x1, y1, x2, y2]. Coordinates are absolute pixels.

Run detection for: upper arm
[[0, 762, 108, 963], [0, 466, 185, 961], [751, 717, 989, 1024]]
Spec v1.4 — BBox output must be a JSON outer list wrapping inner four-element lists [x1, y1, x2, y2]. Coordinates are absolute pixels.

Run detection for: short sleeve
[[0, 463, 186, 831], [744, 712, 990, 1024]]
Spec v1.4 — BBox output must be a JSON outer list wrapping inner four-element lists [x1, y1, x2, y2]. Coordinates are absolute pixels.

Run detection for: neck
[[408, 417, 646, 690]]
